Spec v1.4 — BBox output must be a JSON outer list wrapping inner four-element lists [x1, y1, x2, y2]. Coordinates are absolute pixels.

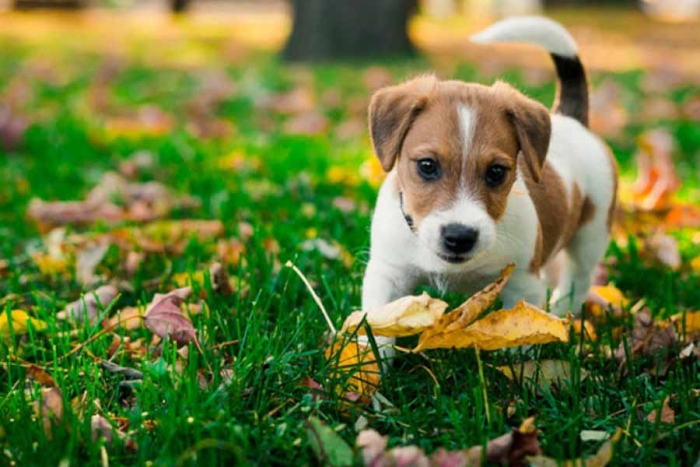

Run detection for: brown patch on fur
[[580, 196, 596, 229], [368, 75, 438, 172], [529, 224, 544, 274], [493, 82, 552, 183], [524, 162, 572, 271], [524, 164, 600, 273]]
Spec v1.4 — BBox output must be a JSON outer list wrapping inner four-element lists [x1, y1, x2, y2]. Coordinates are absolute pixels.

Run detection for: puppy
[[361, 17, 617, 335]]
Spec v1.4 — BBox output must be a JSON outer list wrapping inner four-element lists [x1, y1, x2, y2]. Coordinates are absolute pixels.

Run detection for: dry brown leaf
[[639, 96, 678, 121], [59, 285, 119, 324], [105, 306, 144, 331], [91, 414, 114, 443], [26, 365, 57, 387], [332, 197, 357, 213], [325, 338, 380, 401], [217, 238, 246, 267], [646, 396, 675, 424], [589, 80, 628, 139], [358, 417, 540, 467], [527, 429, 622, 467], [283, 112, 329, 136], [679, 342, 700, 360], [340, 292, 448, 338], [496, 360, 588, 392], [334, 118, 365, 141], [28, 198, 125, 229], [644, 231, 681, 270], [118, 150, 155, 179], [0, 104, 29, 152], [28, 172, 199, 229], [209, 262, 233, 296], [437, 264, 515, 334], [415, 301, 570, 352], [34, 387, 63, 438], [262, 87, 315, 115], [75, 243, 110, 287], [144, 287, 197, 346], [615, 308, 678, 363], [109, 220, 224, 254]]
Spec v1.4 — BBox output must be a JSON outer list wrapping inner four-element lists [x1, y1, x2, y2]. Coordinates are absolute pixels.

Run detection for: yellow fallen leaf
[[690, 256, 700, 272], [572, 319, 598, 341], [340, 292, 448, 338], [415, 301, 570, 352], [109, 219, 224, 254], [172, 271, 206, 288], [0, 310, 48, 346], [325, 338, 380, 400], [425, 264, 515, 342], [528, 429, 622, 467], [32, 253, 70, 276], [496, 360, 588, 392], [327, 166, 360, 186], [586, 285, 629, 317], [673, 310, 700, 335]]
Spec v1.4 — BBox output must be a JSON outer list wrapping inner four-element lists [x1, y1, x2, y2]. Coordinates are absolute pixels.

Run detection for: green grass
[[1, 13, 699, 467]]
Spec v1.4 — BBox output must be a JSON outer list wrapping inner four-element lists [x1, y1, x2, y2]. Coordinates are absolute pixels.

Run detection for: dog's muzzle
[[440, 223, 479, 262]]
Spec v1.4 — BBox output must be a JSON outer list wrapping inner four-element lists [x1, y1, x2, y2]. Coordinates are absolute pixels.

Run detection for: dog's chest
[[424, 263, 506, 296]]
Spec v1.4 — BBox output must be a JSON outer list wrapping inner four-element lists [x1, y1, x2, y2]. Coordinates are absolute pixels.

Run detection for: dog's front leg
[[500, 268, 546, 310], [360, 259, 418, 364]]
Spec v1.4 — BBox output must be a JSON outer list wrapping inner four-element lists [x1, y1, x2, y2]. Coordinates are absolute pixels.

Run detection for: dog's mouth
[[437, 252, 470, 264]]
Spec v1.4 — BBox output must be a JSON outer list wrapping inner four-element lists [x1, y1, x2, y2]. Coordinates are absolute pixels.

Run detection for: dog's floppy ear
[[493, 82, 551, 183], [368, 75, 437, 172]]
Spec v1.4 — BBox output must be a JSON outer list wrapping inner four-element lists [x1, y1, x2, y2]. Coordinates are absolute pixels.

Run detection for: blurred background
[[1, 0, 699, 246], [1, 4, 699, 466]]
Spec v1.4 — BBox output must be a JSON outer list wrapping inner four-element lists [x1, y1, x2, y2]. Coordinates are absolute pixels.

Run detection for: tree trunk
[[283, 0, 416, 62], [170, 0, 191, 13], [13, 0, 84, 8], [544, 0, 635, 4]]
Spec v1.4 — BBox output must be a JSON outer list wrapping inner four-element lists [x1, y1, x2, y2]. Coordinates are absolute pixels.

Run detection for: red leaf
[[144, 287, 197, 346]]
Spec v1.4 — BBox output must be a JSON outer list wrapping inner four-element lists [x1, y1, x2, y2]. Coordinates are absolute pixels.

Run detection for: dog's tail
[[471, 16, 589, 127]]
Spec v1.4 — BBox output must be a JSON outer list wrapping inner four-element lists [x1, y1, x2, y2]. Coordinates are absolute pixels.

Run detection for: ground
[[0, 7, 699, 466]]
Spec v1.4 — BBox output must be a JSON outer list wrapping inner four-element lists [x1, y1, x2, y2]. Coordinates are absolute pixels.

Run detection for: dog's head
[[369, 76, 551, 270]]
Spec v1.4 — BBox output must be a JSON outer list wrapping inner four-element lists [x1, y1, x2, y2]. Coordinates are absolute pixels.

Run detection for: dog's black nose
[[442, 223, 479, 254]]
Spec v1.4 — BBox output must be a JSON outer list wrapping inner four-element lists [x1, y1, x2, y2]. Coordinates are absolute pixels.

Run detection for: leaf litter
[[2, 14, 700, 466]]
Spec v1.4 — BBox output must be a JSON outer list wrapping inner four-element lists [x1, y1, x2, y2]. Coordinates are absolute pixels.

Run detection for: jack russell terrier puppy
[[361, 17, 618, 343]]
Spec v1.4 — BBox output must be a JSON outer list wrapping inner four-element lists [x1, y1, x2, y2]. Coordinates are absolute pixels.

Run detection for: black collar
[[399, 191, 416, 233]]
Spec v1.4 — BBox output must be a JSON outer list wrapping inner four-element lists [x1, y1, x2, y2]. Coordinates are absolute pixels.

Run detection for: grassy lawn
[[1, 10, 699, 466]]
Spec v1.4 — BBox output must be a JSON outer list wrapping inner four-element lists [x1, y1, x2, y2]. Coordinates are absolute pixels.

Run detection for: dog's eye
[[485, 164, 508, 187], [416, 158, 441, 180]]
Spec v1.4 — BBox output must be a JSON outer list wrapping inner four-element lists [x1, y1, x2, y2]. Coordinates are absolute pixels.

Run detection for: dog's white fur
[[471, 16, 579, 58], [363, 114, 614, 310], [361, 18, 616, 356]]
